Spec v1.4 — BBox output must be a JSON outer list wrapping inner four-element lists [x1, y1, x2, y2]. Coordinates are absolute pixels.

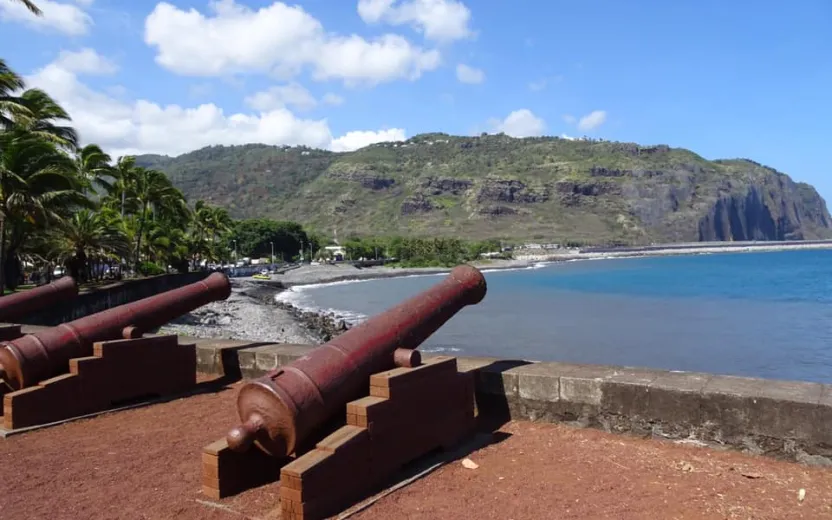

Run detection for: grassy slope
[[136, 134, 831, 243]]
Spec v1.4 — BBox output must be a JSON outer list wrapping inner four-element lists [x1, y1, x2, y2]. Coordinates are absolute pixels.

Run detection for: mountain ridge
[[135, 133, 832, 244]]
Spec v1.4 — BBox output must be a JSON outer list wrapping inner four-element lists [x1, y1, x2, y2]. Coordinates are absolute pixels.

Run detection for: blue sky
[[1, 0, 831, 199]]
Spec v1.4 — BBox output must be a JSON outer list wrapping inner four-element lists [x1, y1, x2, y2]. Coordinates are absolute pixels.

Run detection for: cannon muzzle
[[226, 264, 487, 457], [0, 277, 78, 323], [0, 272, 231, 390]]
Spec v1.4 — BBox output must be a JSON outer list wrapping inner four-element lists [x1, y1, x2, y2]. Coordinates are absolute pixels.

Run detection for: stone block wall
[[19, 272, 213, 326], [195, 342, 832, 466]]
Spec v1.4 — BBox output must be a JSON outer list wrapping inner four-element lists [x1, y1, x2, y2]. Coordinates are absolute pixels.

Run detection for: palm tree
[[75, 144, 115, 196], [0, 131, 85, 290], [107, 155, 137, 217], [0, 59, 31, 131], [8, 0, 42, 16], [142, 220, 191, 273], [16, 89, 78, 149], [130, 167, 187, 270], [191, 200, 233, 268], [50, 209, 130, 282]]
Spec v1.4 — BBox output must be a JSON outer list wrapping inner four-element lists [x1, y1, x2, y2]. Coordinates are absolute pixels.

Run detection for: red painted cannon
[[226, 264, 487, 458], [0, 272, 231, 390], [0, 277, 78, 323]]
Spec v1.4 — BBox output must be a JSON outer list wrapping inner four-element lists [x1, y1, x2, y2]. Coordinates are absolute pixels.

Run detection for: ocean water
[[277, 250, 832, 384]]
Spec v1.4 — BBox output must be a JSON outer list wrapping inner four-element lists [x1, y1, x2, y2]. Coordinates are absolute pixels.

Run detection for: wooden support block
[[201, 438, 287, 500], [3, 335, 198, 430], [276, 357, 476, 520], [315, 425, 369, 454], [92, 335, 179, 357], [346, 396, 387, 417], [369, 356, 457, 395]]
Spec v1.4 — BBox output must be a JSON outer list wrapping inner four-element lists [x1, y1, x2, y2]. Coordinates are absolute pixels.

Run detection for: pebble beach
[[159, 259, 531, 344]]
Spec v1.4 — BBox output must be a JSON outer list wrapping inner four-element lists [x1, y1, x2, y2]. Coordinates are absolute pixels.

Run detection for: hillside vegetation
[[136, 133, 832, 244]]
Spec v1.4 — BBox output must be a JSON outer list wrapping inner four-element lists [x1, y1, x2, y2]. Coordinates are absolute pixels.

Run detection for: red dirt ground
[[1, 376, 831, 520], [354, 421, 832, 520]]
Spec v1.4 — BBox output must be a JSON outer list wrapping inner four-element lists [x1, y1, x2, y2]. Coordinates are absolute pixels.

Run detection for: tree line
[[337, 236, 506, 267], [0, 58, 320, 291]]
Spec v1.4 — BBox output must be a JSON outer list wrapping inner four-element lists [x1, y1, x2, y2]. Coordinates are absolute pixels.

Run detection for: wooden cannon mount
[[1, 334, 197, 432], [201, 354, 476, 520], [0, 272, 231, 432], [201, 265, 487, 519]]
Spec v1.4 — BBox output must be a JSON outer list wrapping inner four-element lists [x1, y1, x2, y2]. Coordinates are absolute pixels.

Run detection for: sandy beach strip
[[271, 240, 832, 288], [272, 258, 533, 287], [516, 239, 832, 262]]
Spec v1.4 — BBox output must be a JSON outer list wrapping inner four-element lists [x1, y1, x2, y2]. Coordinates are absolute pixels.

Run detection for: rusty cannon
[[0, 272, 231, 391], [226, 264, 487, 458], [0, 276, 78, 323]]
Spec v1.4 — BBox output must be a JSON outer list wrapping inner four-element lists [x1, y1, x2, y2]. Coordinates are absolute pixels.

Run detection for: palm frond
[[12, 0, 43, 16]]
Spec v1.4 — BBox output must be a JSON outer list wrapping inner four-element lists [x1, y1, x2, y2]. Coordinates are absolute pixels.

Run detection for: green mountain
[[135, 133, 832, 244]]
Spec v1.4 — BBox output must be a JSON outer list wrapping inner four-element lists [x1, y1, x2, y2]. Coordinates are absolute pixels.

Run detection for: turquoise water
[[279, 250, 832, 383]]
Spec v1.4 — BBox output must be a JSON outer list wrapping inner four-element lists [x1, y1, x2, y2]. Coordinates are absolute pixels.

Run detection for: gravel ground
[[160, 260, 533, 343], [160, 285, 319, 345], [2, 388, 830, 520]]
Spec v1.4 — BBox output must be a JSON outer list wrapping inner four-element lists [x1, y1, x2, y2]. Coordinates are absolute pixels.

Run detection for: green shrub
[[138, 261, 166, 276]]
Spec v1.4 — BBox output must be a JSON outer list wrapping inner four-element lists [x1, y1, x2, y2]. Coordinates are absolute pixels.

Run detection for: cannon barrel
[[0, 272, 231, 390], [226, 264, 487, 457], [0, 277, 78, 323]]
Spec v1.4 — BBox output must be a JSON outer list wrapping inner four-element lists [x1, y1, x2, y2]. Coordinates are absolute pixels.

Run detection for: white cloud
[[245, 83, 318, 112], [0, 0, 92, 35], [54, 48, 117, 75], [577, 110, 606, 131], [322, 93, 345, 106], [455, 63, 484, 84], [488, 109, 546, 138], [560, 133, 575, 141], [144, 0, 440, 86], [312, 34, 440, 85], [357, 0, 472, 43], [25, 50, 405, 157], [331, 128, 405, 152]]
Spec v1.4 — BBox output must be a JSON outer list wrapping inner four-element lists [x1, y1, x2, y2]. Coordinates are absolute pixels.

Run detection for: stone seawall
[[192, 340, 832, 467], [10, 325, 829, 466], [20, 272, 212, 326]]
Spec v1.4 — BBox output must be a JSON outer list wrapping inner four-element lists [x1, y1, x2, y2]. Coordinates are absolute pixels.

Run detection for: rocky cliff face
[[138, 135, 832, 243], [697, 175, 831, 241]]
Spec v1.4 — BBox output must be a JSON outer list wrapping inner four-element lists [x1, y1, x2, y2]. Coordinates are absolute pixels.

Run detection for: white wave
[[420, 346, 462, 353], [275, 286, 368, 325], [480, 261, 550, 274], [274, 261, 550, 326]]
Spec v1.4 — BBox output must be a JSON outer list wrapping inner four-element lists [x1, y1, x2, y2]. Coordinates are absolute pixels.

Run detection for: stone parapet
[[195, 342, 832, 466]]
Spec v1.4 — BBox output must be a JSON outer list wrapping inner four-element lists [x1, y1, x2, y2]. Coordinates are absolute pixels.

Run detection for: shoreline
[[159, 281, 351, 345], [516, 239, 832, 262], [169, 240, 832, 345], [262, 240, 832, 290], [271, 258, 536, 288]]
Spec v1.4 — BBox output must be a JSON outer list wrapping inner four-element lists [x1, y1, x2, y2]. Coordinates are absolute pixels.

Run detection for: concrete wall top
[[20, 272, 213, 326], [195, 341, 832, 466]]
